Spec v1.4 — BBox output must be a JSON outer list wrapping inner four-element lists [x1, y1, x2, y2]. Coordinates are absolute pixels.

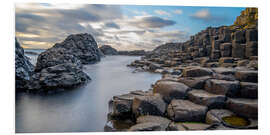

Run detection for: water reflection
[[16, 56, 161, 133]]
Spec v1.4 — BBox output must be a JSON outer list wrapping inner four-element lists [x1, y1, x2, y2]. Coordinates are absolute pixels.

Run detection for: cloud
[[154, 10, 171, 16], [190, 9, 211, 20], [104, 22, 120, 29], [190, 9, 229, 24], [173, 9, 183, 15], [15, 4, 122, 49], [15, 3, 189, 51], [129, 16, 176, 28]]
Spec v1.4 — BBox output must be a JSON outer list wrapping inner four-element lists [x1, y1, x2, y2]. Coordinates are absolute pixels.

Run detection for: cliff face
[[232, 7, 258, 30]]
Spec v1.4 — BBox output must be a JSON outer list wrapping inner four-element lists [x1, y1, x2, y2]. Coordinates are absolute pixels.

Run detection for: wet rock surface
[[17, 33, 102, 92], [106, 8, 258, 132], [167, 99, 207, 122], [153, 80, 190, 103], [188, 90, 226, 109], [99, 45, 118, 55], [15, 38, 34, 90]]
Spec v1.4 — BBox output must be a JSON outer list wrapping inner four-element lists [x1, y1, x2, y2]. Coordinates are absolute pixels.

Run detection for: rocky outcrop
[[118, 50, 146, 56], [99, 45, 118, 55], [15, 38, 34, 90], [20, 33, 101, 92], [36, 33, 101, 71]]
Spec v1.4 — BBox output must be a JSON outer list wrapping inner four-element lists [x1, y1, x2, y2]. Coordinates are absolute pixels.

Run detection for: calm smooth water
[[16, 55, 161, 133]]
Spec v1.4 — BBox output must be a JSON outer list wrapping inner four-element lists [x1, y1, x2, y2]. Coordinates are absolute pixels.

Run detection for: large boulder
[[167, 99, 207, 122], [226, 98, 258, 119], [182, 66, 213, 77], [37, 63, 90, 89], [28, 33, 101, 91], [132, 94, 167, 117], [177, 76, 211, 89], [128, 122, 163, 131], [99, 45, 118, 55], [153, 80, 190, 103], [111, 90, 152, 117], [239, 82, 258, 99], [136, 115, 171, 130], [35, 33, 101, 71], [235, 70, 258, 83], [188, 90, 226, 109], [15, 38, 34, 90], [205, 79, 240, 97]]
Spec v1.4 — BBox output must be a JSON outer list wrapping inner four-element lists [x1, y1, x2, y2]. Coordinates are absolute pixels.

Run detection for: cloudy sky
[[15, 3, 244, 51]]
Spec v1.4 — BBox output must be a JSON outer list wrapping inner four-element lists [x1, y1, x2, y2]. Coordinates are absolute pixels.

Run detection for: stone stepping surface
[[177, 76, 212, 89], [226, 98, 258, 119], [188, 90, 226, 109], [239, 82, 258, 99], [235, 70, 258, 83], [167, 99, 208, 122], [128, 122, 163, 131], [168, 122, 212, 131], [205, 79, 240, 97], [182, 66, 213, 77], [132, 94, 167, 117], [153, 80, 191, 103], [111, 90, 152, 117], [136, 115, 171, 131]]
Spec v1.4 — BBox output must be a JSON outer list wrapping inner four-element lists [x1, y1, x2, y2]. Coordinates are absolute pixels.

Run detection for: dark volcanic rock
[[167, 99, 207, 122], [226, 98, 258, 119], [182, 66, 213, 77], [37, 63, 90, 89], [188, 90, 226, 109], [99, 45, 118, 55], [205, 79, 240, 97], [132, 94, 167, 117], [128, 122, 162, 131], [15, 38, 34, 90], [118, 50, 146, 56], [153, 80, 190, 103], [36, 33, 101, 71], [27, 33, 100, 91], [136, 115, 171, 130]]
